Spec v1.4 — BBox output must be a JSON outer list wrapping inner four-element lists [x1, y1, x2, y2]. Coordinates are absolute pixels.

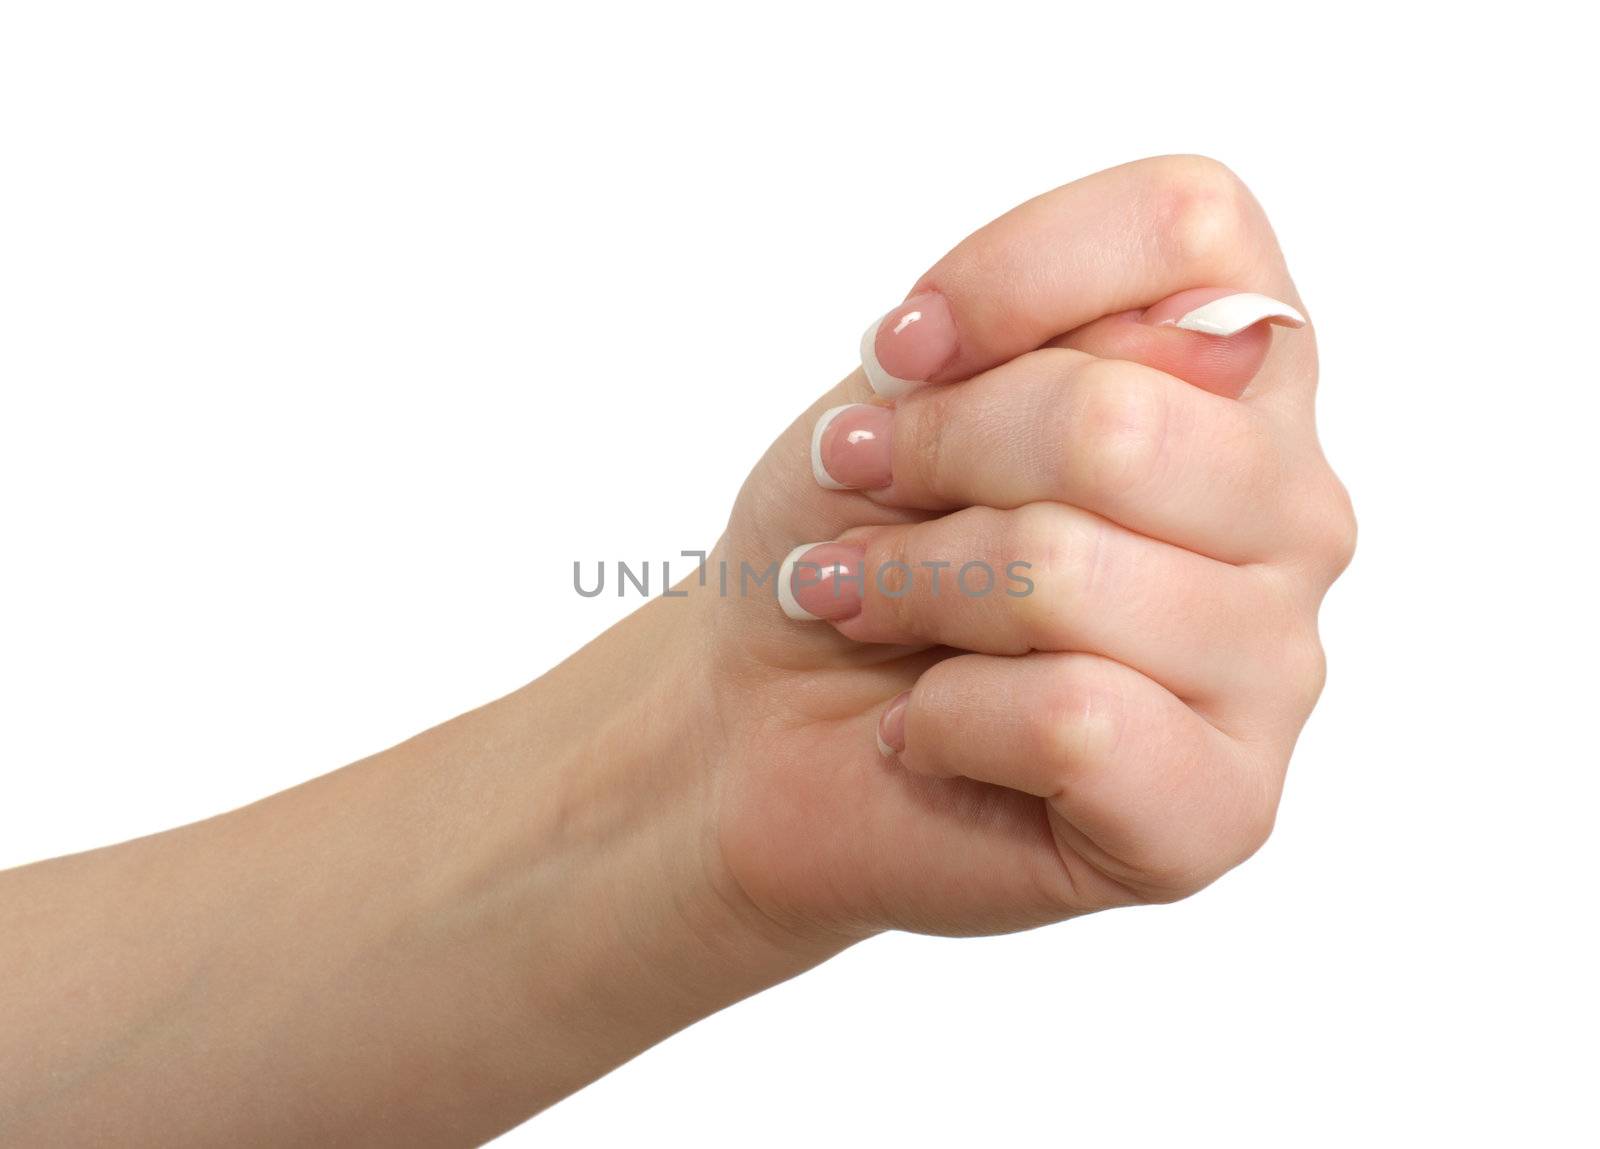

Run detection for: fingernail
[[811, 404, 893, 491], [876, 691, 910, 756], [777, 541, 867, 621], [1143, 288, 1306, 335], [860, 291, 957, 398]]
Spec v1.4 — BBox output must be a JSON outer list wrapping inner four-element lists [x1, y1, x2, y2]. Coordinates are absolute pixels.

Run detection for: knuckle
[[1148, 154, 1259, 275], [1281, 628, 1329, 716], [1062, 363, 1169, 504], [1029, 656, 1126, 780], [1315, 476, 1359, 576], [1004, 504, 1095, 650], [1248, 564, 1326, 695]]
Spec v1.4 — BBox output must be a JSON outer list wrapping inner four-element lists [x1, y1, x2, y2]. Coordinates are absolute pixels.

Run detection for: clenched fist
[[709, 155, 1355, 936], [0, 155, 1356, 1141]]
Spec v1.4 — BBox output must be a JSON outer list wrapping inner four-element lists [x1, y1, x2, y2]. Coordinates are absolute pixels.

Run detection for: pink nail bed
[[777, 542, 866, 621], [811, 404, 893, 491], [859, 291, 957, 398]]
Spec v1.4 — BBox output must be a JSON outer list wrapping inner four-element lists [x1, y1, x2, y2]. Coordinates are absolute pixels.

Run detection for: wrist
[[473, 594, 848, 1105]]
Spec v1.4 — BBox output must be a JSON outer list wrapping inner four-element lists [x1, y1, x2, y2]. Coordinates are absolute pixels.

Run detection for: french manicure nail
[[859, 291, 957, 398], [1153, 290, 1306, 336], [777, 541, 867, 621], [811, 404, 893, 491], [876, 691, 910, 756]]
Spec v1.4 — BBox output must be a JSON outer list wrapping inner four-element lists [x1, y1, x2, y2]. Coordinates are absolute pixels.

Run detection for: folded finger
[[876, 650, 1277, 901], [777, 504, 1283, 707], [857, 155, 1299, 399], [813, 349, 1298, 563]]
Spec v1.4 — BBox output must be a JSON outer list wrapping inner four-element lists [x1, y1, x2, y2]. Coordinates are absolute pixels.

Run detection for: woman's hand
[[0, 155, 1354, 1143], [703, 154, 1355, 938]]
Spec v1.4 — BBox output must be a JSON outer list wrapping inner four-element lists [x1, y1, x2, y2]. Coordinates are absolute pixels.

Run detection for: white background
[[2, 2, 1595, 1145]]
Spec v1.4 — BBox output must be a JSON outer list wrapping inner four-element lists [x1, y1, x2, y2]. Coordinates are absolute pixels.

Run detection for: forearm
[[0, 596, 838, 1144]]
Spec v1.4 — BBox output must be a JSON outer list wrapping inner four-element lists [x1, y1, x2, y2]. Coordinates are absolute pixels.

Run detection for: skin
[[0, 155, 1354, 1144]]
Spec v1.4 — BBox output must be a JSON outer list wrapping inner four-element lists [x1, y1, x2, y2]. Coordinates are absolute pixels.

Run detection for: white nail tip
[[1172, 292, 1307, 336], [859, 314, 915, 398], [777, 542, 827, 621], [876, 730, 895, 757], [810, 405, 855, 490]]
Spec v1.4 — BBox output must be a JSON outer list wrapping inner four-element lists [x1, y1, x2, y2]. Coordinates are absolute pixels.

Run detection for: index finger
[[859, 154, 1303, 397]]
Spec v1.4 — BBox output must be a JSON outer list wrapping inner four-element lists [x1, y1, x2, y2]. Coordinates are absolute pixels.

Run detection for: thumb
[[1048, 288, 1305, 399]]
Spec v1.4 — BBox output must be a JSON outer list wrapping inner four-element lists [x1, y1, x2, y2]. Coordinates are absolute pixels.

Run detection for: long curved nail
[[859, 292, 957, 398], [777, 542, 867, 621], [1145, 289, 1305, 336], [811, 404, 893, 491]]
